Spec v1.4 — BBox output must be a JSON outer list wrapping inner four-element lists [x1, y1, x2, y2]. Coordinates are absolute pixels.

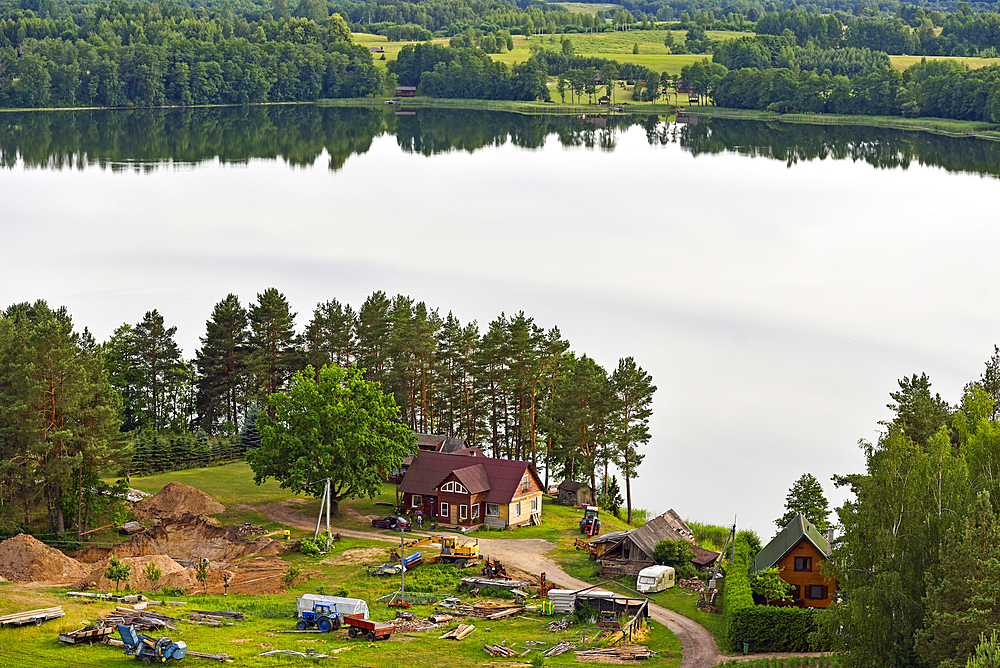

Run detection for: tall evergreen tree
[[248, 288, 302, 404], [356, 290, 393, 384], [775, 472, 831, 532], [554, 354, 612, 496], [195, 294, 249, 432], [132, 309, 186, 431], [610, 356, 655, 525], [305, 298, 357, 371]]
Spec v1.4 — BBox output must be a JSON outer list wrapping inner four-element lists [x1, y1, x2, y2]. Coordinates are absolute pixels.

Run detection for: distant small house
[[369, 46, 385, 53], [395, 86, 417, 98], [591, 510, 711, 578], [598, 95, 611, 105], [557, 480, 592, 506], [415, 433, 468, 453], [397, 450, 543, 530], [751, 514, 837, 608]]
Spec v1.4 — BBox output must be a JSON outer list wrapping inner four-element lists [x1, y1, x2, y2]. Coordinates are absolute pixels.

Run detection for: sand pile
[[78, 515, 285, 565], [0, 533, 90, 583], [79, 555, 195, 591], [134, 482, 225, 520]]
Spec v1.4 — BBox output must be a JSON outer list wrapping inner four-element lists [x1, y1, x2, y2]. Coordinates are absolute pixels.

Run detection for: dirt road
[[255, 501, 721, 667]]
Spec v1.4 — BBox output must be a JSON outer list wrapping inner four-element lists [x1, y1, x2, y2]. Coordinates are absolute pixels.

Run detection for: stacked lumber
[[0, 607, 65, 627], [58, 626, 113, 644], [99, 606, 178, 630], [439, 624, 476, 640], [484, 607, 523, 620], [460, 577, 531, 591], [575, 644, 658, 661], [542, 641, 576, 657], [546, 589, 577, 613]]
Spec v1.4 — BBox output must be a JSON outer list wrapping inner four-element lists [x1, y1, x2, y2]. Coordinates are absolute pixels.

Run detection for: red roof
[[398, 451, 540, 504]]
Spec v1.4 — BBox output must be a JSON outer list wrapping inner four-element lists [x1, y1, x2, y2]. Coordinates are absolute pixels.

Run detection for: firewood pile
[[575, 644, 658, 661], [542, 640, 576, 656], [678, 578, 706, 591], [548, 616, 571, 631], [391, 616, 441, 633]]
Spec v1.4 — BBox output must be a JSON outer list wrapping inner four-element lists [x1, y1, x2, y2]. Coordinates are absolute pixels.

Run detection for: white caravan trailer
[[636, 565, 675, 593]]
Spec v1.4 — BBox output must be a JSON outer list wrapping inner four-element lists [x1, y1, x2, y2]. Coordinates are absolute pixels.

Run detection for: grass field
[[126, 460, 302, 505], [552, 1, 622, 13], [889, 54, 1000, 70]]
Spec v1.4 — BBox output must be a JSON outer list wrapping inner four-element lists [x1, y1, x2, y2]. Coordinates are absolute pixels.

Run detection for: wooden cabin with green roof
[[751, 513, 837, 609]]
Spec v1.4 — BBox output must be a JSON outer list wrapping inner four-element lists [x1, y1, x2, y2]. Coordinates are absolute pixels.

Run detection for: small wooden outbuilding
[[557, 480, 593, 506]]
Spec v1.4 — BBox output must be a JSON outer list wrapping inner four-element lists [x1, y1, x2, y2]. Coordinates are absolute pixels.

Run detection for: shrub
[[105, 555, 131, 591], [143, 561, 162, 590], [723, 536, 755, 650], [299, 539, 322, 556], [728, 606, 821, 653]]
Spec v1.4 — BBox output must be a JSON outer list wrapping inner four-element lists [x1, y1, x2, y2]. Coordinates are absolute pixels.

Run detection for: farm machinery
[[295, 595, 369, 633], [390, 535, 482, 568], [117, 624, 187, 664], [580, 505, 601, 536]]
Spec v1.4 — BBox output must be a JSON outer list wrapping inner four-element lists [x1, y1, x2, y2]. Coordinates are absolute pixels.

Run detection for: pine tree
[[248, 288, 303, 405], [195, 294, 249, 432], [132, 310, 186, 430], [356, 291, 393, 384], [776, 473, 831, 532], [240, 406, 262, 451], [610, 357, 655, 525], [305, 298, 357, 371]]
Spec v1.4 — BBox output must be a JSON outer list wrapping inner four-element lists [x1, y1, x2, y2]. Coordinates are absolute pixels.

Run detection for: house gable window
[[412, 494, 422, 508], [440, 502, 449, 517], [486, 503, 500, 517], [521, 474, 529, 492], [440, 481, 468, 494], [794, 556, 812, 571], [460, 505, 468, 521]]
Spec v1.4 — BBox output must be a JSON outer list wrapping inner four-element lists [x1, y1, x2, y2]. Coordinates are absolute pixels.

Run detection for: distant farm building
[[395, 86, 417, 98], [590, 510, 715, 578], [369, 46, 385, 53], [557, 480, 593, 506]]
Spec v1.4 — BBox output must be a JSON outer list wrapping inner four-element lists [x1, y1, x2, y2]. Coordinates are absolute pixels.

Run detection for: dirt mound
[[0, 534, 91, 583], [78, 555, 195, 591], [78, 515, 286, 565], [134, 482, 225, 520]]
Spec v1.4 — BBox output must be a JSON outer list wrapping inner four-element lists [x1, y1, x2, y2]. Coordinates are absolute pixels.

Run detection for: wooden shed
[[593, 510, 697, 578], [557, 480, 592, 506]]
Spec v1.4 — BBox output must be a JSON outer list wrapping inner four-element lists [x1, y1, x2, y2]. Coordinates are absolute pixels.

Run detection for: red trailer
[[343, 614, 395, 641]]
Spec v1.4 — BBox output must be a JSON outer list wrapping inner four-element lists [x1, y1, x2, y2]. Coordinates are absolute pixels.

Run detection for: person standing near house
[[416, 510, 423, 530]]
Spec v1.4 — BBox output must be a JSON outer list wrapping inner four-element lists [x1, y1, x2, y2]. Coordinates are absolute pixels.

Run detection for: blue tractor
[[117, 624, 187, 664], [297, 602, 342, 632]]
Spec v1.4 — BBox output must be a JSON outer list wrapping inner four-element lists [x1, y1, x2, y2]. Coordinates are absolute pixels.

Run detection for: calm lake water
[[3, 105, 1000, 537]]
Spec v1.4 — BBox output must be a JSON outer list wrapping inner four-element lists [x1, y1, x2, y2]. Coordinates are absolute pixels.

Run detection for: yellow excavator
[[390, 535, 482, 568]]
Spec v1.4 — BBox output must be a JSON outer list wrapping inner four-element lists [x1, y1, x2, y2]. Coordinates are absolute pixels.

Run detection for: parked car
[[371, 516, 411, 530]]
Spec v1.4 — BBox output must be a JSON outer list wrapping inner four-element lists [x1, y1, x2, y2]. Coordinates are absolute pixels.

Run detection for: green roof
[[751, 514, 830, 575]]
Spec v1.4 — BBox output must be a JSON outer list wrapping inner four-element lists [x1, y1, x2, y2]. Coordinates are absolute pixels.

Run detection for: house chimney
[[827, 528, 834, 556]]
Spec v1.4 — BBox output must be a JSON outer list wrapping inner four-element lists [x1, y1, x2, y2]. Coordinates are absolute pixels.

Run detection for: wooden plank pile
[[460, 577, 531, 591], [186, 651, 233, 663], [547, 616, 571, 631], [98, 606, 178, 630], [0, 607, 65, 627], [58, 626, 113, 644], [542, 641, 576, 656], [483, 642, 531, 658], [439, 623, 476, 640], [575, 644, 658, 661]]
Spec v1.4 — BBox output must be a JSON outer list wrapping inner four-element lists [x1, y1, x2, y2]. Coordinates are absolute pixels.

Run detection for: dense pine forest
[[0, 291, 655, 535]]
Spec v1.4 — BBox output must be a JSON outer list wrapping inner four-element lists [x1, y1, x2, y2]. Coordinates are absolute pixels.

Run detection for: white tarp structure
[[296, 595, 369, 619]]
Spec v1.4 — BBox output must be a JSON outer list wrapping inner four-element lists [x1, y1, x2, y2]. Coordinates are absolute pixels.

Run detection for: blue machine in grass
[[295, 595, 370, 633], [117, 624, 187, 663]]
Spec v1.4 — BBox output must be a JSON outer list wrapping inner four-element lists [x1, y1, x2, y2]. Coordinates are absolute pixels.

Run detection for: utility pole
[[399, 526, 406, 605]]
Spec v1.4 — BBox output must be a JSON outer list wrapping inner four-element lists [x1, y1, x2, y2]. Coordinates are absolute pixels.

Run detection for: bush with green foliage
[[728, 606, 826, 653], [749, 567, 793, 603], [104, 555, 131, 591], [723, 536, 755, 650]]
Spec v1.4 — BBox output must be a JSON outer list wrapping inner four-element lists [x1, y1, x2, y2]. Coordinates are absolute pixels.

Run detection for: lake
[[3, 104, 999, 538]]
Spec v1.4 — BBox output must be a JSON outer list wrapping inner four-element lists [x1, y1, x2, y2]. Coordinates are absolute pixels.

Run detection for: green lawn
[[890, 54, 1000, 71], [125, 460, 303, 505]]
